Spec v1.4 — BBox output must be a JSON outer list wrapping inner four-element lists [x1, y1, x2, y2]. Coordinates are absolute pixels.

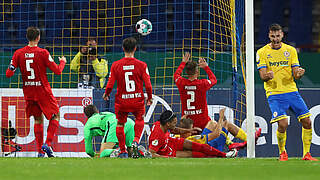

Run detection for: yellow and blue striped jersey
[[256, 43, 300, 97]]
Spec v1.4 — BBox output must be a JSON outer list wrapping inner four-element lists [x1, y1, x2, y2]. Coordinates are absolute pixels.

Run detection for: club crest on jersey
[[284, 51, 290, 57], [25, 53, 34, 58], [152, 139, 158, 146], [273, 112, 278, 117]]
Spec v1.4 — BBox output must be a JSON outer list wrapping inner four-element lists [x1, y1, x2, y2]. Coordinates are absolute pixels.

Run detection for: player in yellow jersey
[[177, 108, 261, 152], [256, 24, 318, 161]]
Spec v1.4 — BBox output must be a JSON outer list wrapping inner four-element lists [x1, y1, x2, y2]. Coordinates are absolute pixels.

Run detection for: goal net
[[0, 0, 250, 157]]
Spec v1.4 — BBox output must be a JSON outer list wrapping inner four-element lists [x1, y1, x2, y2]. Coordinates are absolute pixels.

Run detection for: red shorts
[[167, 137, 185, 157], [115, 105, 145, 124], [25, 95, 59, 120]]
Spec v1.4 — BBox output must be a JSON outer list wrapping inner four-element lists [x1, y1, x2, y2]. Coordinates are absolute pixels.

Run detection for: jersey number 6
[[125, 71, 136, 92]]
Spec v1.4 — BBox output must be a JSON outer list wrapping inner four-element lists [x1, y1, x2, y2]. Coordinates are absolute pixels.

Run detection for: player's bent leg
[[226, 122, 247, 142], [175, 151, 193, 158], [183, 139, 226, 157]]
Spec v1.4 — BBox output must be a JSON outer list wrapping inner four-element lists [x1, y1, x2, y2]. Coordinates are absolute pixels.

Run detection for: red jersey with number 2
[[174, 62, 217, 129]]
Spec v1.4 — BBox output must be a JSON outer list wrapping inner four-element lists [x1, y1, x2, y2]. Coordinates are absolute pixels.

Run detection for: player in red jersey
[[103, 37, 152, 158], [175, 52, 249, 144], [174, 52, 217, 130], [148, 110, 238, 158], [6, 27, 66, 157]]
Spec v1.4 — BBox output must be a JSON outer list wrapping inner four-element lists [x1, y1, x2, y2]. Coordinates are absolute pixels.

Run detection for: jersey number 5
[[187, 91, 195, 110], [125, 71, 135, 92], [26, 60, 35, 80]]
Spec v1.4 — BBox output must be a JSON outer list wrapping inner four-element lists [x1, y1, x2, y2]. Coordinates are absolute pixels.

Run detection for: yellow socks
[[235, 128, 247, 141], [302, 127, 312, 156], [226, 136, 233, 146], [276, 130, 287, 154]]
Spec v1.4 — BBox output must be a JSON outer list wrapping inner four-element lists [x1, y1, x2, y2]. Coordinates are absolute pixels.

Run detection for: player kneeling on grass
[[178, 108, 261, 152], [148, 110, 238, 158], [84, 104, 137, 158]]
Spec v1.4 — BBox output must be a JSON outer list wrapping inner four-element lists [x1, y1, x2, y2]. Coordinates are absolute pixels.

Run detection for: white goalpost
[[245, 0, 256, 158]]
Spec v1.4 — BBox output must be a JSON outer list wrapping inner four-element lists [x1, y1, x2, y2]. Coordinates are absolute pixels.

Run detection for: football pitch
[[0, 157, 319, 180]]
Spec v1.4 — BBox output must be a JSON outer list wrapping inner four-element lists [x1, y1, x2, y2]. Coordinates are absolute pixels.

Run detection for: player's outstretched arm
[[47, 56, 67, 75], [258, 68, 274, 82], [149, 148, 168, 158]]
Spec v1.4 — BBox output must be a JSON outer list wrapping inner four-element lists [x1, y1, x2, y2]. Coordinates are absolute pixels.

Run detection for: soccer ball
[[136, 19, 152, 36]]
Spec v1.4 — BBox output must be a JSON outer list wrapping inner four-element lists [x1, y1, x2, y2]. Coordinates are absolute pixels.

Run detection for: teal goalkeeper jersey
[[83, 112, 135, 157]]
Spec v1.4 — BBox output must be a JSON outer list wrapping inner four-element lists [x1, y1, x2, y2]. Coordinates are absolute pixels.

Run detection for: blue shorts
[[267, 91, 310, 123], [201, 127, 228, 151]]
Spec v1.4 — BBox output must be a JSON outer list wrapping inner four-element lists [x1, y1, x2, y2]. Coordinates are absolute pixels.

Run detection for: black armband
[[9, 64, 16, 71]]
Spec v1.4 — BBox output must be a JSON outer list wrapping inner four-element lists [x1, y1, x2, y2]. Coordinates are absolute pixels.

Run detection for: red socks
[[34, 123, 43, 153], [116, 126, 126, 153], [191, 142, 226, 157], [45, 120, 59, 146], [192, 151, 207, 158], [134, 120, 144, 143]]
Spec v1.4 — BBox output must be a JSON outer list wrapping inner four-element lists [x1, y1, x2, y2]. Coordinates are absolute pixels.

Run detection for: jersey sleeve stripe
[[257, 65, 267, 70]]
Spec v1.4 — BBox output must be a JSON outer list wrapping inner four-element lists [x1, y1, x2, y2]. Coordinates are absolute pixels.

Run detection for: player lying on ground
[[178, 108, 262, 152], [84, 104, 136, 158], [6, 26, 66, 158], [148, 110, 238, 158]]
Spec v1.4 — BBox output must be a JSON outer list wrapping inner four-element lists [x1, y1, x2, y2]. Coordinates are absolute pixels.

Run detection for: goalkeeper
[[83, 104, 134, 157]]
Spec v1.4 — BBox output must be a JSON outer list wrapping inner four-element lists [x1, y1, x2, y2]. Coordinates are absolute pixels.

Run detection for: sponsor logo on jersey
[[269, 61, 289, 67], [25, 53, 34, 58], [123, 65, 134, 70], [185, 86, 196, 90]]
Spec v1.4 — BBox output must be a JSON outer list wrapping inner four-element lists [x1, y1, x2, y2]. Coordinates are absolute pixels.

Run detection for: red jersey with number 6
[[6, 46, 65, 100], [174, 62, 217, 129], [105, 57, 152, 111]]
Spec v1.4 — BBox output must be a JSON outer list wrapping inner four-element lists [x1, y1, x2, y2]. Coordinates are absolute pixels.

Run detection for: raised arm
[[70, 52, 81, 72], [174, 52, 190, 84], [46, 55, 66, 75], [199, 57, 217, 89]]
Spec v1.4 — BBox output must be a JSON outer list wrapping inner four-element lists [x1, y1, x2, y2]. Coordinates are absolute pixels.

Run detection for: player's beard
[[271, 40, 281, 48]]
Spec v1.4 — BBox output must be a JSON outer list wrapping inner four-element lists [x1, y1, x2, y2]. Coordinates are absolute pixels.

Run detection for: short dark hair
[[26, 27, 40, 41], [122, 37, 137, 53], [159, 110, 177, 126], [180, 118, 194, 129], [269, 23, 282, 32], [84, 104, 99, 118], [185, 61, 197, 75]]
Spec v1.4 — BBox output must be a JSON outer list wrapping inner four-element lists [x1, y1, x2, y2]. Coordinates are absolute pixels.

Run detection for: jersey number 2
[[187, 91, 195, 110], [125, 72, 135, 92], [26, 60, 35, 80]]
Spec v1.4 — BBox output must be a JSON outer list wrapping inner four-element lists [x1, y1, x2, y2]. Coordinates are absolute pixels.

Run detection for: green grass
[[0, 158, 319, 180]]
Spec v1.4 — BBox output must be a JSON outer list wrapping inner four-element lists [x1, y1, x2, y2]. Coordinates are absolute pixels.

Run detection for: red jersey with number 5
[[174, 62, 217, 129], [6, 46, 65, 100], [105, 57, 152, 111]]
